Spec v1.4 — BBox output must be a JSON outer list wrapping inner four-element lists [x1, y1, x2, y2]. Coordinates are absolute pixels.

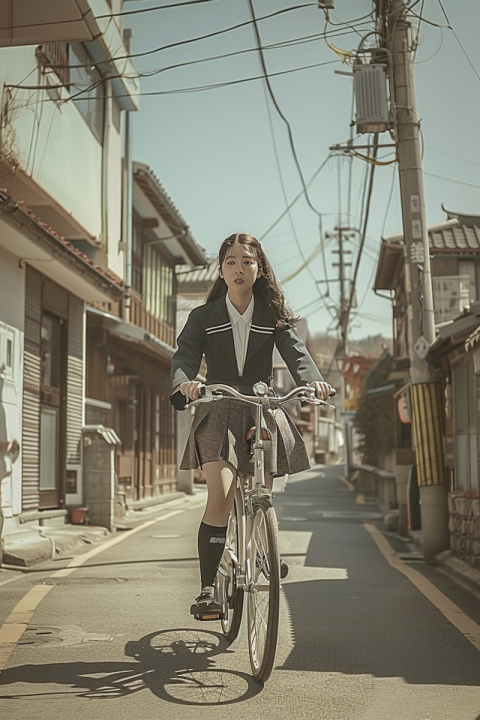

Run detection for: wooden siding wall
[[22, 266, 42, 510], [67, 296, 84, 466]]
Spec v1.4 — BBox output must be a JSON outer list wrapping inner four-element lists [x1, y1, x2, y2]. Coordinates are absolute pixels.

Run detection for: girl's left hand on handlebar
[[178, 381, 203, 402], [307, 381, 334, 400]]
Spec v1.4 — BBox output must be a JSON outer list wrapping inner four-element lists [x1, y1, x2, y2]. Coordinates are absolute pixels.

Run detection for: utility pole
[[331, 226, 354, 472], [380, 0, 449, 559]]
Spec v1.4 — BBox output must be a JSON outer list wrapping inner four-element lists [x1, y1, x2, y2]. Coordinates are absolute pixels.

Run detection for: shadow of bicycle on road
[[0, 628, 261, 706]]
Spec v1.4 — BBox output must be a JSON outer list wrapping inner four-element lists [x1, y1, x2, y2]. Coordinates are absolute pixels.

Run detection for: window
[[41, 314, 61, 388], [132, 221, 143, 295], [69, 43, 104, 143], [143, 246, 174, 324], [452, 356, 478, 492], [458, 260, 477, 303]]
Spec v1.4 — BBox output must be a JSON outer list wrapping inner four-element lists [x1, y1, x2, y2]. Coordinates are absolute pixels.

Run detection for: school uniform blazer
[[170, 295, 324, 410]]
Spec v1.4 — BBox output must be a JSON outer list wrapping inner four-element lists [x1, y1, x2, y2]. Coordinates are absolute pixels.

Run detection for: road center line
[[0, 508, 185, 674], [0, 584, 54, 672], [364, 523, 480, 653]]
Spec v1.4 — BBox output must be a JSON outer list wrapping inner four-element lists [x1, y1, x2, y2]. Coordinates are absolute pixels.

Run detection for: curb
[[126, 491, 186, 512], [2, 526, 110, 568], [435, 549, 480, 595]]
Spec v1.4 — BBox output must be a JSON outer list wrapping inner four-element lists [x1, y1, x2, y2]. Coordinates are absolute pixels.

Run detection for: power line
[[137, 23, 372, 78], [344, 137, 378, 340], [98, 0, 222, 18], [8, 58, 340, 106], [423, 171, 480, 190], [247, 0, 324, 222], [436, 0, 480, 83], [259, 154, 332, 241], [426, 145, 480, 167], [52, 4, 320, 68]]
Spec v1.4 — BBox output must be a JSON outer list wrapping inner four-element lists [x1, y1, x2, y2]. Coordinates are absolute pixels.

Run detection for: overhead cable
[[259, 154, 332, 242], [344, 136, 378, 339], [247, 0, 324, 223], [436, 0, 480, 84]]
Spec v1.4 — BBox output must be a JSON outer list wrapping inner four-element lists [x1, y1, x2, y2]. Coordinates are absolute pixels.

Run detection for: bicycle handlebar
[[188, 383, 335, 408]]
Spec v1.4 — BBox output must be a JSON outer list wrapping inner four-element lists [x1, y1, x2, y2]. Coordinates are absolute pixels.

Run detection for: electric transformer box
[[353, 64, 390, 134]]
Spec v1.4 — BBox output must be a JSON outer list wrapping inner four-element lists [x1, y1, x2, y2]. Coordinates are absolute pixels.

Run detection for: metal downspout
[[123, 30, 133, 320], [101, 78, 112, 251]]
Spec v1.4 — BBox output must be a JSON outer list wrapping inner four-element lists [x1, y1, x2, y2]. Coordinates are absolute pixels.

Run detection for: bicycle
[[188, 381, 333, 683]]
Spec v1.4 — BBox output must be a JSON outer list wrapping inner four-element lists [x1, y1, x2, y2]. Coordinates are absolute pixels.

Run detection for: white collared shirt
[[225, 294, 254, 377]]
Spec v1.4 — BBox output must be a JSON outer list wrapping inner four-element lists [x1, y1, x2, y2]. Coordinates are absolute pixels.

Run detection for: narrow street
[[1, 465, 480, 720]]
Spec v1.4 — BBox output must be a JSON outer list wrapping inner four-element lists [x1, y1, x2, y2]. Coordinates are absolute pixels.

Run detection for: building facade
[[368, 211, 480, 537], [0, 2, 207, 541]]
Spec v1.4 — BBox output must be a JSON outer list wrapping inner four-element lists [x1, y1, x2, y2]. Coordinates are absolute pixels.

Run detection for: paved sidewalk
[[1, 489, 200, 570]]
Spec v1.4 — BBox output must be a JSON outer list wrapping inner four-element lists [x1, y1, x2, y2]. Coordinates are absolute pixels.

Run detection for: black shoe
[[280, 560, 289, 579], [190, 586, 222, 621]]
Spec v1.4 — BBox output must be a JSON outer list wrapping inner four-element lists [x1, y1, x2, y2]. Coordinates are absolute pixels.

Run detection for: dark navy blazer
[[170, 295, 324, 409], [171, 295, 324, 409]]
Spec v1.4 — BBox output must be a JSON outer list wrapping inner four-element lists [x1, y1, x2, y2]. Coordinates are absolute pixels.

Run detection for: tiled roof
[[383, 218, 480, 253], [429, 219, 480, 251], [466, 325, 480, 351], [0, 190, 124, 294], [132, 161, 207, 266]]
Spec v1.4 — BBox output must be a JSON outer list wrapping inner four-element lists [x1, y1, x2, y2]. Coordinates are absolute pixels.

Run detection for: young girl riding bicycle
[[171, 232, 332, 617]]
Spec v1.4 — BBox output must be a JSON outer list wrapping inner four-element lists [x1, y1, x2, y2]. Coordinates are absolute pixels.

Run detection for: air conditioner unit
[[353, 63, 390, 134]]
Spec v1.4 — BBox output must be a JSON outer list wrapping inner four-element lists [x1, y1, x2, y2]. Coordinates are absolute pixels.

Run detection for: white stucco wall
[[0, 245, 25, 518], [0, 45, 124, 248]]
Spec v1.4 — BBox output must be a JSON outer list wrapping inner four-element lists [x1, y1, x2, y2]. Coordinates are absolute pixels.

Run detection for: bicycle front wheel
[[220, 501, 244, 642], [247, 500, 280, 684]]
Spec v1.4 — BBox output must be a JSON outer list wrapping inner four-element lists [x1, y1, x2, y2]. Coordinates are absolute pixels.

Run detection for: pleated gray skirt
[[180, 398, 310, 477]]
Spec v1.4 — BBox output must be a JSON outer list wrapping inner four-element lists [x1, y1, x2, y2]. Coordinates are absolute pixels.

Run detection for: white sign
[[414, 336, 430, 359]]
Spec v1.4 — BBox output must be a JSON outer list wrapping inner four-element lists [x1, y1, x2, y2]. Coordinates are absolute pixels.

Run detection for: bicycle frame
[[188, 382, 333, 599]]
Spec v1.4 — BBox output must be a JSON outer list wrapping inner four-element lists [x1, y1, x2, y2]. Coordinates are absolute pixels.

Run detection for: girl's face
[[220, 244, 262, 295]]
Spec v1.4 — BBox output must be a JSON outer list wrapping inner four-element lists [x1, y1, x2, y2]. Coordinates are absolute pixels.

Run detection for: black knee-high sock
[[197, 522, 227, 588]]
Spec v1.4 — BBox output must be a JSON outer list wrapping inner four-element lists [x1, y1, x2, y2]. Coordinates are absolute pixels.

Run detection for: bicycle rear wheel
[[247, 499, 280, 684], [219, 501, 244, 642]]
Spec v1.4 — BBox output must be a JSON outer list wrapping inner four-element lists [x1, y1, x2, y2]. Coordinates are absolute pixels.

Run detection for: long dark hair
[[206, 233, 297, 324]]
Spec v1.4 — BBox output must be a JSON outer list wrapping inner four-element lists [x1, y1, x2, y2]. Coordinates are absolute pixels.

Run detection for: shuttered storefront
[[22, 267, 42, 510], [66, 296, 84, 467], [22, 266, 84, 511]]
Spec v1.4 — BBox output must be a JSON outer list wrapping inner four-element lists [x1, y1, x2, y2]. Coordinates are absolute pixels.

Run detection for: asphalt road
[[1, 465, 480, 719]]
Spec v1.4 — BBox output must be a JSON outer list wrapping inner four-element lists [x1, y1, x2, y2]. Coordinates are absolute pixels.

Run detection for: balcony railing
[[432, 275, 471, 325], [129, 289, 175, 348], [88, 293, 175, 349]]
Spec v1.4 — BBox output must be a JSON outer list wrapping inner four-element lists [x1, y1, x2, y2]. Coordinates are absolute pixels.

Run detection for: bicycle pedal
[[193, 612, 223, 621]]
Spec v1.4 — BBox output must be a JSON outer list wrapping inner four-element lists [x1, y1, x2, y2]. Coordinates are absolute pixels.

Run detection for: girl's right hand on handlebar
[[178, 381, 203, 402]]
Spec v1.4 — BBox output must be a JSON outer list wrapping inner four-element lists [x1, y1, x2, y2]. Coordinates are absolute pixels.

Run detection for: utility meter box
[[353, 64, 390, 134]]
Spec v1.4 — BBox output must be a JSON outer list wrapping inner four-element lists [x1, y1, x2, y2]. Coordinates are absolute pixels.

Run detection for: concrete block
[[448, 515, 459, 533], [448, 492, 461, 514], [472, 498, 480, 516], [473, 540, 480, 556], [451, 533, 465, 555], [454, 496, 467, 515]]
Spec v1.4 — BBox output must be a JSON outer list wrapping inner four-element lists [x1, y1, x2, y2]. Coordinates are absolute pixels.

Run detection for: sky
[[123, 0, 480, 340]]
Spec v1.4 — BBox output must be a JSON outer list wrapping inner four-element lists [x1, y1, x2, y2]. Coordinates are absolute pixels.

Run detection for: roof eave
[[0, 192, 123, 301]]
